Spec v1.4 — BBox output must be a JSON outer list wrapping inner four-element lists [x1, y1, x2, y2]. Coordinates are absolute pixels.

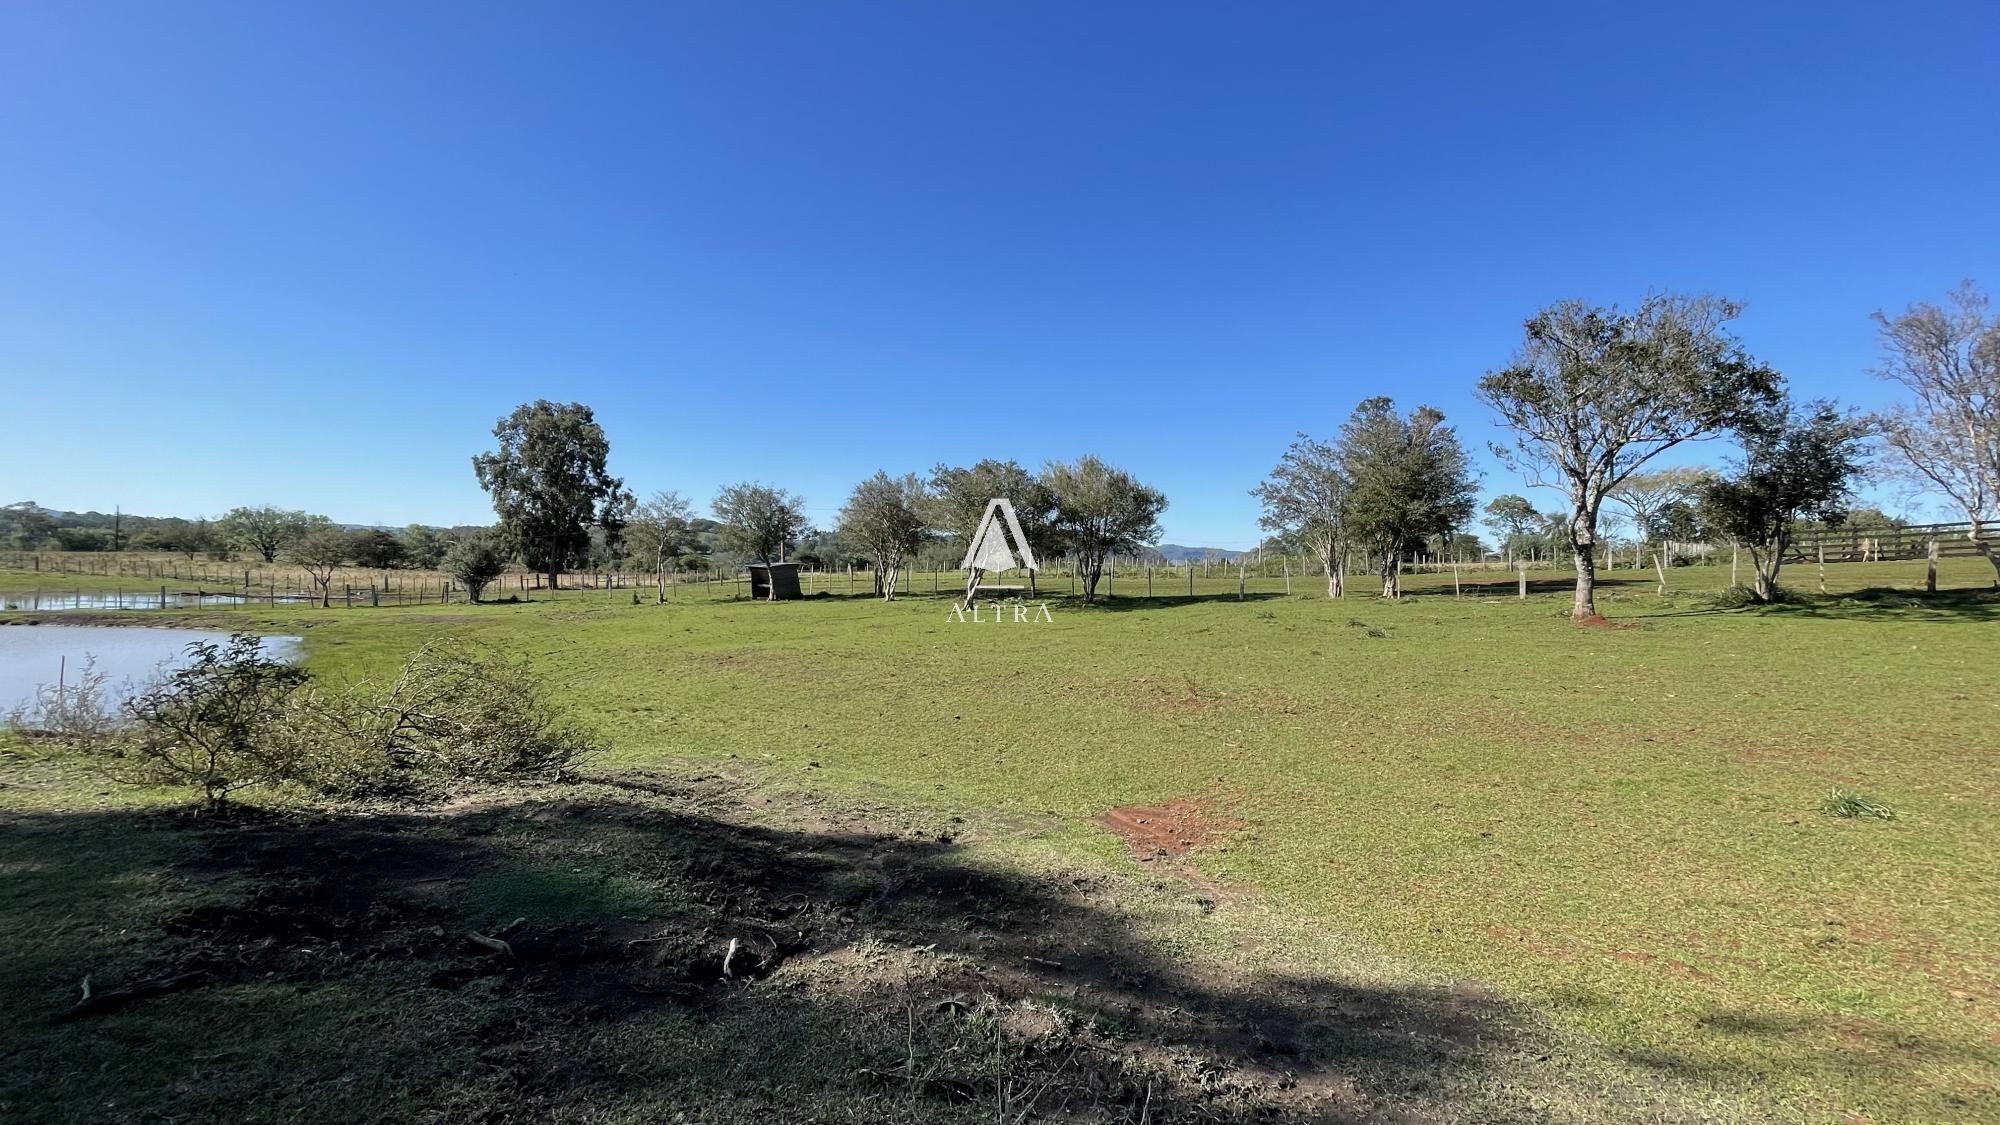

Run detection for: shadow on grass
[[1761, 585, 2000, 624], [1, 774, 1583, 1125], [1635, 586, 2000, 624]]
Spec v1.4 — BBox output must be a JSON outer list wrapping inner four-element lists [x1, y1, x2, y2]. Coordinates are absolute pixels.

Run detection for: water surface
[[0, 625, 302, 710]]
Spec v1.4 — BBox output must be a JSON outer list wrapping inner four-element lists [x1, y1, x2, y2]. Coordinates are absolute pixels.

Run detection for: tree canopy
[[1338, 398, 1477, 597], [1478, 293, 1781, 618], [471, 401, 630, 589], [713, 483, 807, 596], [1254, 433, 1352, 597], [837, 472, 932, 601], [1871, 281, 2000, 587], [1697, 400, 1869, 602], [1042, 456, 1166, 605]]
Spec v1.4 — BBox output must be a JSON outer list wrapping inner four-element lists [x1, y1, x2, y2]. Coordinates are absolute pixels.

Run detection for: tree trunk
[[1751, 546, 1783, 602], [1319, 546, 1343, 598], [1973, 519, 2000, 590], [1081, 559, 1102, 604], [1378, 550, 1400, 599], [1652, 546, 1667, 595], [1567, 505, 1598, 619]]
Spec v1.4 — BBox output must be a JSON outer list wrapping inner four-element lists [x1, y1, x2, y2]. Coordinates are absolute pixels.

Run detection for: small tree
[[1697, 402, 1870, 603], [1871, 282, 2000, 588], [443, 534, 510, 603], [629, 491, 695, 604], [1482, 494, 1541, 564], [472, 400, 632, 589], [292, 525, 351, 607], [1042, 456, 1166, 604], [122, 634, 308, 814], [713, 483, 807, 599], [1253, 433, 1352, 597], [1608, 467, 1707, 592], [838, 472, 932, 600], [930, 460, 1057, 596], [1478, 295, 1781, 618], [1339, 398, 1478, 597]]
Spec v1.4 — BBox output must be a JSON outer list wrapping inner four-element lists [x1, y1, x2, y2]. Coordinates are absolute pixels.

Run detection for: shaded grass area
[[2, 556, 1997, 1122], [0, 763, 1725, 1124]]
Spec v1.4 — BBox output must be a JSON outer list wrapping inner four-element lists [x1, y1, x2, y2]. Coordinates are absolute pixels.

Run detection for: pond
[[0, 591, 312, 610], [0, 625, 303, 711]]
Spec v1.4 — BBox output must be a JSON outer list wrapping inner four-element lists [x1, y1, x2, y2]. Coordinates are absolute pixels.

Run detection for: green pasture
[[2, 556, 1996, 1122]]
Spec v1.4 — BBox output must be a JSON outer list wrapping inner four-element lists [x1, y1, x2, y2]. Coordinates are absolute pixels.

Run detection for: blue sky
[[3, 2, 1995, 547]]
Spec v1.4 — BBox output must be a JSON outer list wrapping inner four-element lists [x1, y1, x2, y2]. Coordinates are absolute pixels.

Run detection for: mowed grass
[[3, 557, 1997, 1122]]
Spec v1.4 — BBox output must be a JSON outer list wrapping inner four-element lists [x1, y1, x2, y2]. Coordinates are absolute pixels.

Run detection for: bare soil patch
[[1101, 796, 1244, 859]]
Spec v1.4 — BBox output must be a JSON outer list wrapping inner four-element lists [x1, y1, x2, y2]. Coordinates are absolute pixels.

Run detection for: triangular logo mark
[[961, 498, 1038, 573]]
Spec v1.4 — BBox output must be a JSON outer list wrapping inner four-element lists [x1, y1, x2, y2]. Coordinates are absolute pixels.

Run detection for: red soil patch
[[1100, 798, 1242, 859], [1573, 614, 1639, 630]]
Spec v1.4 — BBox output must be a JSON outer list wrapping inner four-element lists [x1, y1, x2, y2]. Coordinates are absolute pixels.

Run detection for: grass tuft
[[1820, 787, 1896, 821]]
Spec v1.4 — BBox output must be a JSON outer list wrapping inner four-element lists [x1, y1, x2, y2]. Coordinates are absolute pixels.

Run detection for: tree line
[[7, 283, 1992, 614], [461, 400, 1169, 606], [1255, 283, 1996, 616]]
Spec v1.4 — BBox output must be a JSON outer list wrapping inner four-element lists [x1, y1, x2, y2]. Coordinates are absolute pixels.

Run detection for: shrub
[[2, 655, 126, 755], [292, 639, 600, 799], [122, 634, 309, 813], [443, 534, 510, 603], [1820, 788, 1896, 821]]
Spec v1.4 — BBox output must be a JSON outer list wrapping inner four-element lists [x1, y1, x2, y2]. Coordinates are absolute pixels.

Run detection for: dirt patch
[[1100, 797, 1244, 859], [1572, 614, 1640, 630]]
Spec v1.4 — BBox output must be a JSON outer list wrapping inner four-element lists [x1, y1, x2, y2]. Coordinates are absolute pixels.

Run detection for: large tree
[[713, 483, 806, 599], [1697, 401, 1869, 603], [346, 528, 405, 571], [838, 472, 932, 601], [1478, 294, 1782, 619], [219, 505, 316, 563], [628, 491, 695, 604], [1482, 494, 1541, 564], [930, 459, 1057, 597], [1253, 434, 1352, 597], [1042, 456, 1166, 605], [471, 401, 631, 590], [1339, 398, 1478, 598], [1871, 282, 2000, 588]]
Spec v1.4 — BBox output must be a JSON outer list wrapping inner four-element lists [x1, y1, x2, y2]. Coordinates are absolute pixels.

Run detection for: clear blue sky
[[3, 2, 1995, 547]]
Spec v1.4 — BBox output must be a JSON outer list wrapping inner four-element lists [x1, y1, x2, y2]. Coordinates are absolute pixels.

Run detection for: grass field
[[3, 558, 1996, 1123]]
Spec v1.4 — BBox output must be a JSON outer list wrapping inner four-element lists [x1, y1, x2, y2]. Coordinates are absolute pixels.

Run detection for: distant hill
[[1153, 544, 1245, 563]]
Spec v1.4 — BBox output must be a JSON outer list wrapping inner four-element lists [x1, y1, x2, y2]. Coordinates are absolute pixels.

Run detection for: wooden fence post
[[1926, 540, 1939, 593]]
